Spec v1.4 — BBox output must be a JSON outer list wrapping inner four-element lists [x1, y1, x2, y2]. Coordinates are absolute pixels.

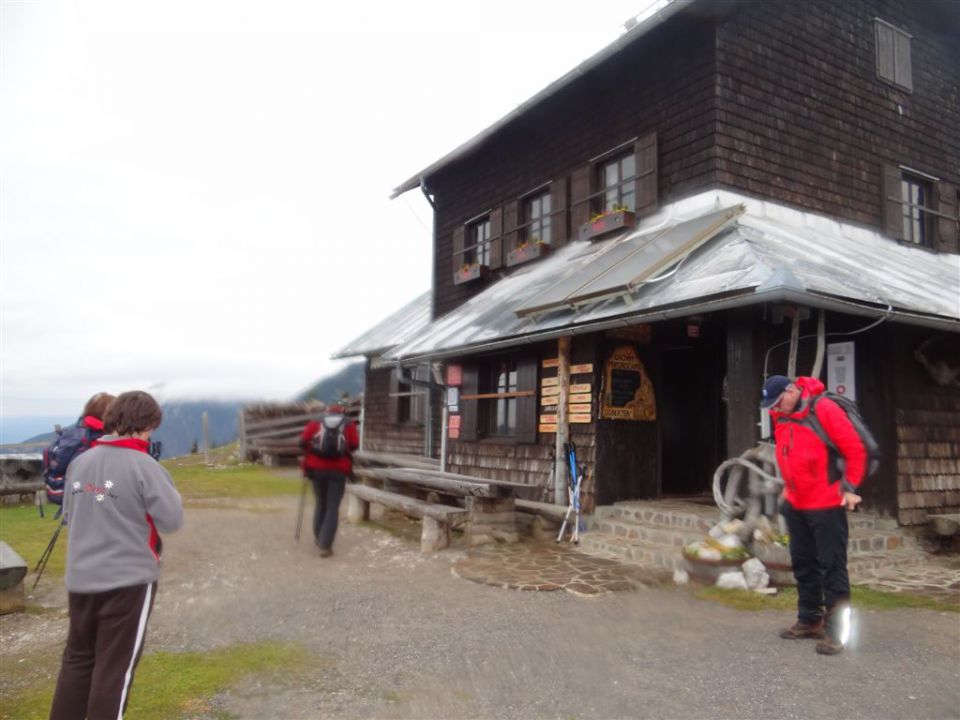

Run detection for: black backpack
[[800, 393, 880, 483], [310, 414, 349, 459], [42, 422, 96, 505]]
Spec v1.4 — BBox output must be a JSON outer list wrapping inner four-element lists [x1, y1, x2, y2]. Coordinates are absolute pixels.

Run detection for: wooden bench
[[516, 499, 570, 541], [345, 483, 468, 554]]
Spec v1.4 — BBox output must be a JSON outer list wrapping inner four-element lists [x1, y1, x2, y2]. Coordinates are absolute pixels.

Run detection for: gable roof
[[386, 190, 960, 362], [390, 0, 697, 199]]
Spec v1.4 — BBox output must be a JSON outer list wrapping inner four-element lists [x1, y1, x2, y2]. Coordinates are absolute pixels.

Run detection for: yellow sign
[[541, 376, 559, 387], [541, 395, 559, 406], [569, 363, 594, 375], [568, 403, 592, 414], [538, 423, 558, 433], [539, 414, 558, 424], [542, 358, 559, 368], [569, 383, 591, 394], [568, 413, 592, 424], [600, 344, 656, 421], [541, 385, 560, 397], [569, 392, 592, 404]]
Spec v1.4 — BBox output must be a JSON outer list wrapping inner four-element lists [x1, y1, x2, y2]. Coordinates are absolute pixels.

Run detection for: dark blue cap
[[760, 375, 791, 408]]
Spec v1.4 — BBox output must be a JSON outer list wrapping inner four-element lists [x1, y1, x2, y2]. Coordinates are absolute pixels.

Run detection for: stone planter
[[453, 263, 488, 285], [681, 547, 750, 584], [506, 242, 551, 267], [578, 209, 636, 242], [750, 542, 795, 586]]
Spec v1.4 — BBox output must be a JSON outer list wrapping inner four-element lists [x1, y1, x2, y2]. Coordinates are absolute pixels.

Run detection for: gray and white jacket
[[63, 436, 183, 593]]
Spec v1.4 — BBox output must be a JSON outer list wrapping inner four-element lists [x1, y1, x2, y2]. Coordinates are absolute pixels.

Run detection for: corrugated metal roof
[[332, 291, 432, 359], [387, 190, 960, 362]]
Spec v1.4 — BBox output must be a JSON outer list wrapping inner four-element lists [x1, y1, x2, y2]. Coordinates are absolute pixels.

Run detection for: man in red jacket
[[761, 375, 866, 655], [299, 405, 359, 557]]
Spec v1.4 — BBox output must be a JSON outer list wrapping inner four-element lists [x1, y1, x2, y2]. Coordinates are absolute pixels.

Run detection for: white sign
[[827, 342, 856, 401]]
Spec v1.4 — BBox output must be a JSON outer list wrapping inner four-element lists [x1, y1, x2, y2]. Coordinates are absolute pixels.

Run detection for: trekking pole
[[294, 476, 308, 541], [33, 518, 66, 590]]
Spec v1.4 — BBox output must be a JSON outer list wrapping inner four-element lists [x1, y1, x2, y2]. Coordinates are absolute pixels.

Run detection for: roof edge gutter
[[390, 288, 959, 364]]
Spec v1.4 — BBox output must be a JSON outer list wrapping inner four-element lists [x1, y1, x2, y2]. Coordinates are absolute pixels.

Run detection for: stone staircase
[[578, 499, 927, 581]]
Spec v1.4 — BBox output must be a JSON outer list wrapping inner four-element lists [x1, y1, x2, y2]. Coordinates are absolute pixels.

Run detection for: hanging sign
[[448, 413, 461, 439], [569, 363, 594, 375], [600, 344, 656, 421], [541, 376, 559, 387], [541, 384, 560, 397], [542, 358, 560, 368], [538, 423, 559, 433], [446, 364, 463, 386]]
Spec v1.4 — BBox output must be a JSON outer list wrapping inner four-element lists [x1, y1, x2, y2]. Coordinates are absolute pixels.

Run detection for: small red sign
[[446, 364, 462, 386], [836, 384, 846, 395]]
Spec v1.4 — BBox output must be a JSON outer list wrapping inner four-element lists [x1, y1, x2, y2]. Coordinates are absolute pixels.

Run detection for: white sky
[[1, 0, 658, 419]]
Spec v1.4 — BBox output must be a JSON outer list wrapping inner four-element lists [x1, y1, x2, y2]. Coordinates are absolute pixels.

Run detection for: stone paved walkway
[[853, 555, 960, 605], [451, 541, 669, 596]]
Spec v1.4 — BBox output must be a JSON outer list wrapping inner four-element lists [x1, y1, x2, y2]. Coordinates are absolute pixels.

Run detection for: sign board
[[541, 395, 559, 406], [568, 403, 592, 415], [827, 342, 856, 401], [569, 363, 594, 375], [542, 376, 559, 387], [605, 325, 652, 344], [539, 414, 558, 424], [541, 384, 560, 397], [538, 423, 558, 433], [600, 344, 656, 421], [569, 383, 592, 394], [541, 358, 560, 368], [448, 413, 461, 439], [569, 392, 592, 404], [568, 413, 592, 424], [446, 387, 460, 413], [446, 364, 463, 387]]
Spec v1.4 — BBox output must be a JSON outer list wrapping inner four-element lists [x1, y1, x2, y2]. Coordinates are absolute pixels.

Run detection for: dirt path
[[7, 496, 960, 719]]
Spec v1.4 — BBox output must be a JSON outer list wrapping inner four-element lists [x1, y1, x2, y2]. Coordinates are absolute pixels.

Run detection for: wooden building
[[339, 0, 960, 526]]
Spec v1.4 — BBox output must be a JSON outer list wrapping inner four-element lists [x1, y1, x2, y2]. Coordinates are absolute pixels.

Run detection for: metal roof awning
[[332, 291, 432, 359], [386, 190, 960, 363]]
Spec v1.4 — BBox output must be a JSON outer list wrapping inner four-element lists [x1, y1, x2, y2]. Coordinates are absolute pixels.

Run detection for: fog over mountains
[[2, 361, 365, 458]]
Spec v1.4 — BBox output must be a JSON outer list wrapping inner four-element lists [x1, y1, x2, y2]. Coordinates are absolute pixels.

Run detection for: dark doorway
[[658, 318, 726, 496]]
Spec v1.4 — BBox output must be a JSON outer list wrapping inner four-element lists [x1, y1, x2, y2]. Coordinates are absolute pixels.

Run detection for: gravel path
[[6, 496, 960, 719]]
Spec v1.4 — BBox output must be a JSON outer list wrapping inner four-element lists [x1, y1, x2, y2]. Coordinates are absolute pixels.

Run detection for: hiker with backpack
[[42, 392, 116, 512], [49, 391, 183, 720], [299, 404, 359, 557], [761, 374, 869, 656]]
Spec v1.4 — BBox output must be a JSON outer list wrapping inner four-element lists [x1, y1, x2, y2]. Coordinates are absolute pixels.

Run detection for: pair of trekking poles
[[556, 442, 585, 545], [33, 510, 65, 590]]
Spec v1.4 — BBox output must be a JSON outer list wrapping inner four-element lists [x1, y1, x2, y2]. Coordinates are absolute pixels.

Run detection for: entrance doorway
[[658, 319, 726, 497]]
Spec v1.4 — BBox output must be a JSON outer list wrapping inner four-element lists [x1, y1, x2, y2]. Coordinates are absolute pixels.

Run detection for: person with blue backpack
[[42, 392, 116, 512], [761, 374, 869, 656], [299, 404, 359, 557]]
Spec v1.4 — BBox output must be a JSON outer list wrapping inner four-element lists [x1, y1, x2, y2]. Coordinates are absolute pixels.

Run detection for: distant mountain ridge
[[1, 362, 367, 458]]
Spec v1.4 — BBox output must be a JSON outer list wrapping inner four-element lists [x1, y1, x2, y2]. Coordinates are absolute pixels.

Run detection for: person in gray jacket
[[49, 391, 183, 720]]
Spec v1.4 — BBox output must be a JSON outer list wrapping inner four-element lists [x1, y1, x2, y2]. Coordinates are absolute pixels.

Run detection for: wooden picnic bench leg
[[421, 517, 450, 554], [346, 492, 370, 523], [466, 497, 519, 546]]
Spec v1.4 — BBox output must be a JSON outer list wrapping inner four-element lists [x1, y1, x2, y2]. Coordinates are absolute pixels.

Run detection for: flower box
[[578, 209, 636, 242], [453, 263, 488, 285], [506, 241, 551, 268]]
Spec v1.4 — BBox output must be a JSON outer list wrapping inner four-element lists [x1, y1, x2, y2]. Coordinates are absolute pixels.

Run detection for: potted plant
[[578, 206, 636, 241], [506, 236, 551, 267], [453, 262, 487, 285]]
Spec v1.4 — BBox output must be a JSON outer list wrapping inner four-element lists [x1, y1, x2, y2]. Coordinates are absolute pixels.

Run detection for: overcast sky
[[1, 0, 658, 427]]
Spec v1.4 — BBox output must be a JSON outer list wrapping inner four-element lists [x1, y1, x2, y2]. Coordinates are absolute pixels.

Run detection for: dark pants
[[781, 501, 850, 629], [49, 582, 157, 720], [307, 469, 347, 550]]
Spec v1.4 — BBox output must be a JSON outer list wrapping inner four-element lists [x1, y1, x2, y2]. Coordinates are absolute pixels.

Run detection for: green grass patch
[[694, 584, 959, 613], [165, 462, 301, 501], [1, 640, 324, 720], [0, 505, 67, 579]]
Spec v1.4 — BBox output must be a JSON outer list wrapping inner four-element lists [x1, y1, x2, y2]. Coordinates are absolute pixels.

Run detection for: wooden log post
[[347, 492, 370, 523], [421, 516, 449, 553], [466, 496, 519, 545], [554, 336, 571, 505]]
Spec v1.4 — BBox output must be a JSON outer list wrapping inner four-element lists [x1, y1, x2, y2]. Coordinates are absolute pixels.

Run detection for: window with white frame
[[520, 191, 552, 247], [596, 152, 636, 215], [464, 217, 491, 267]]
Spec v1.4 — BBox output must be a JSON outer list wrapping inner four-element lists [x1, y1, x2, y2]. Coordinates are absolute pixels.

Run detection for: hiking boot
[[318, 547, 333, 558], [815, 635, 844, 655], [780, 619, 825, 640]]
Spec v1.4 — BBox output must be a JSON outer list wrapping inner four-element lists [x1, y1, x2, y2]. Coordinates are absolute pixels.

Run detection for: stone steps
[[578, 500, 925, 576]]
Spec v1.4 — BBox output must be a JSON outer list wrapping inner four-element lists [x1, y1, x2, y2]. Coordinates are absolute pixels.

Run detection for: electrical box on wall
[[827, 342, 856, 401]]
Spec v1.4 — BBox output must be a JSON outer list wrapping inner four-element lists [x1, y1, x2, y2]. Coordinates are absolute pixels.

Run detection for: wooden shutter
[[550, 178, 568, 247], [936, 182, 958, 252], [502, 201, 519, 257], [875, 21, 895, 83], [451, 225, 465, 279], [893, 29, 912, 91], [881, 164, 903, 240], [388, 369, 400, 423], [459, 365, 479, 442], [570, 164, 592, 238], [515, 357, 538, 444], [635, 132, 658, 217], [489, 207, 503, 270]]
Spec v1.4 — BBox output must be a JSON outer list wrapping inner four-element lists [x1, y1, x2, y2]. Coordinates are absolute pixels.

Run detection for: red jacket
[[769, 377, 867, 510], [299, 416, 359, 475]]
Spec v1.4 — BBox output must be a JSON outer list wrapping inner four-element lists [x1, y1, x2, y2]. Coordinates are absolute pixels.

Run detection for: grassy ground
[[1, 641, 324, 720], [694, 584, 960, 613]]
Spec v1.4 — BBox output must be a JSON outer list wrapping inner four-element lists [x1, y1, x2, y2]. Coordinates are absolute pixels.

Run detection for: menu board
[[600, 344, 656, 421]]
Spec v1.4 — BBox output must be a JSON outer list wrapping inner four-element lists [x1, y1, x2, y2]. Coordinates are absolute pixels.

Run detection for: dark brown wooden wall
[[361, 363, 440, 458], [428, 17, 719, 318], [714, 0, 960, 231]]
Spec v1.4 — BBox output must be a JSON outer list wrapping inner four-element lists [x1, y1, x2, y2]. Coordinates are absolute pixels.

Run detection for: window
[[389, 364, 428, 425], [520, 191, 552, 247], [901, 174, 933, 247], [595, 152, 636, 215], [464, 217, 491, 267], [484, 360, 518, 436], [875, 19, 912, 91]]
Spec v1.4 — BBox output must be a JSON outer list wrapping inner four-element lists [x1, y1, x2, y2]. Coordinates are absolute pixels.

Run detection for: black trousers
[[781, 501, 850, 627], [49, 582, 157, 720], [307, 469, 346, 550]]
